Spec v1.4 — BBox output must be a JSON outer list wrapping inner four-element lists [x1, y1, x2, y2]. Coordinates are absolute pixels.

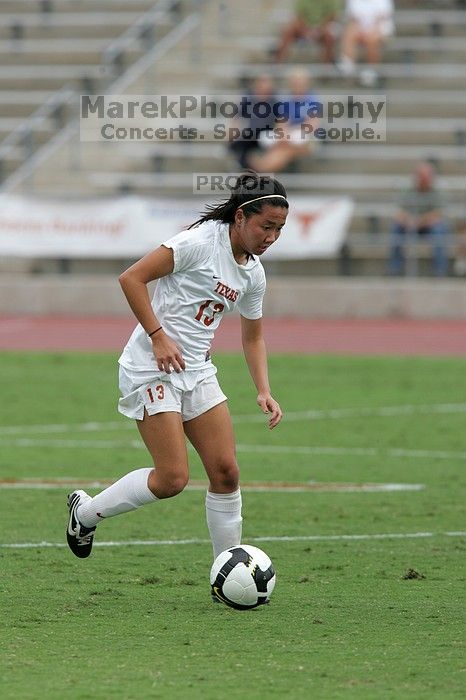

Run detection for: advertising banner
[[0, 194, 353, 260]]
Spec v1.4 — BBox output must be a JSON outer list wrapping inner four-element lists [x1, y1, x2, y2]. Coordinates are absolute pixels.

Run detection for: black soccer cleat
[[66, 490, 96, 558]]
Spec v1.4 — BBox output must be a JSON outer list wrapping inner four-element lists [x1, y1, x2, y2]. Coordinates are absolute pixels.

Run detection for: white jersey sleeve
[[163, 227, 212, 272], [237, 265, 266, 320]]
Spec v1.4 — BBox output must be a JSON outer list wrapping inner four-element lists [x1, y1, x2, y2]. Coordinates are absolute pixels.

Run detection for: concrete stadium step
[[0, 90, 56, 118], [0, 12, 152, 40], [0, 64, 113, 91], [0, 146, 25, 174], [100, 154, 466, 178], [0, 93, 75, 125], [247, 50, 466, 70], [309, 155, 466, 178], [384, 118, 465, 146], [0, 39, 145, 65], [82, 170, 466, 197], [385, 102, 465, 120], [237, 34, 466, 59], [317, 143, 466, 164], [73, 141, 466, 178], [383, 133, 461, 148], [395, 8, 466, 29], [1, 104, 47, 120], [22, 137, 236, 176], [0, 116, 55, 135], [327, 190, 464, 207], [81, 139, 228, 157], [86, 141, 465, 166], [0, 89, 54, 103], [0, 23, 141, 43], [0, 1, 156, 12], [204, 62, 466, 90]]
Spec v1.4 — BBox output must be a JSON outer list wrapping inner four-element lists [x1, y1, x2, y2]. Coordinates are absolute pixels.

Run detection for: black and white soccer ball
[[210, 544, 276, 610]]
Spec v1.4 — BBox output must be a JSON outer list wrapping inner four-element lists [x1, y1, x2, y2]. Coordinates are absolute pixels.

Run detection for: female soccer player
[[66, 172, 288, 560]]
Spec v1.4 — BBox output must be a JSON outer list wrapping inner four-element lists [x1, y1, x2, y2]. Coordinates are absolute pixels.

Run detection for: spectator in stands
[[228, 74, 278, 171], [275, 0, 343, 64], [388, 161, 449, 277], [453, 220, 466, 277], [338, 0, 395, 86], [229, 70, 320, 174], [259, 69, 319, 173]]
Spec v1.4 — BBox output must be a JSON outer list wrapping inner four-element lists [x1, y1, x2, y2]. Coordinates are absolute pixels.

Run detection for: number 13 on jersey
[[195, 300, 225, 327]]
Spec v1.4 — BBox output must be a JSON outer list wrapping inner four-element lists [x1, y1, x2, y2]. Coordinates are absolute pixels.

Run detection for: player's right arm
[[119, 245, 185, 373]]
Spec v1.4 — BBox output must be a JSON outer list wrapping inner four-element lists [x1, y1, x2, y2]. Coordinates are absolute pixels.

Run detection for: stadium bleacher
[[0, 0, 465, 278]]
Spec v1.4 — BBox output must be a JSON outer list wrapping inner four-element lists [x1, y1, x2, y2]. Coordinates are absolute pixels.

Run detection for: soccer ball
[[210, 544, 276, 610]]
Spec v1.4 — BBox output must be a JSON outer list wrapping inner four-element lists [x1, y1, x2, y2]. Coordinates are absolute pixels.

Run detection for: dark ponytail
[[188, 172, 288, 229]]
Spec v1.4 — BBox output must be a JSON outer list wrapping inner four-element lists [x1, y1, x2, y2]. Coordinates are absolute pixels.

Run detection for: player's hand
[[257, 393, 283, 430], [151, 331, 185, 373]]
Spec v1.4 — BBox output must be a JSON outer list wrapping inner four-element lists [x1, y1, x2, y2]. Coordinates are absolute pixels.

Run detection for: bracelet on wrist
[[148, 326, 162, 338]]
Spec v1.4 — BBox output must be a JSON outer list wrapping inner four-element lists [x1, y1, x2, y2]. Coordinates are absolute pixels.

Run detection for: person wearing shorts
[[338, 0, 394, 86], [275, 0, 343, 64], [66, 173, 287, 562]]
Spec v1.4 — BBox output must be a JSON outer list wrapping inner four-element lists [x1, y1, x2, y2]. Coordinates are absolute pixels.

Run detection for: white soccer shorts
[[118, 365, 227, 422]]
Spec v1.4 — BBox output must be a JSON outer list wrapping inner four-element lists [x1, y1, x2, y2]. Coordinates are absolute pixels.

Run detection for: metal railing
[[101, 0, 178, 76], [0, 0, 205, 192], [0, 86, 76, 183]]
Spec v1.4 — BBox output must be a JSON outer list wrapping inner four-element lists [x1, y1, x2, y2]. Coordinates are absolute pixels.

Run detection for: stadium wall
[[1, 274, 465, 319]]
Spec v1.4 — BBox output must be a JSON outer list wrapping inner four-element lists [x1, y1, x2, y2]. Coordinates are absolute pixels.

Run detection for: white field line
[[237, 403, 466, 423], [1, 402, 466, 436], [0, 479, 425, 493], [1, 531, 464, 550], [1, 437, 465, 460]]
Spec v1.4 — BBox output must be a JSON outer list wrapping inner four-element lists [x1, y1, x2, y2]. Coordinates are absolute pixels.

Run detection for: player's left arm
[[240, 316, 283, 429]]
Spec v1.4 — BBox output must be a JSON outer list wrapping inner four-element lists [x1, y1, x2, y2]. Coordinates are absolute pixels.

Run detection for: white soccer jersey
[[118, 220, 266, 373]]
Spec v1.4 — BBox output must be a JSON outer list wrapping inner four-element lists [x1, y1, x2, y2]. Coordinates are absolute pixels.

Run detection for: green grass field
[[1, 352, 465, 699]]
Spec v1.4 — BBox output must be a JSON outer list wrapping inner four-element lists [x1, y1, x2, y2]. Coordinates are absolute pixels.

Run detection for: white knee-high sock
[[77, 467, 157, 528], [205, 488, 242, 560]]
